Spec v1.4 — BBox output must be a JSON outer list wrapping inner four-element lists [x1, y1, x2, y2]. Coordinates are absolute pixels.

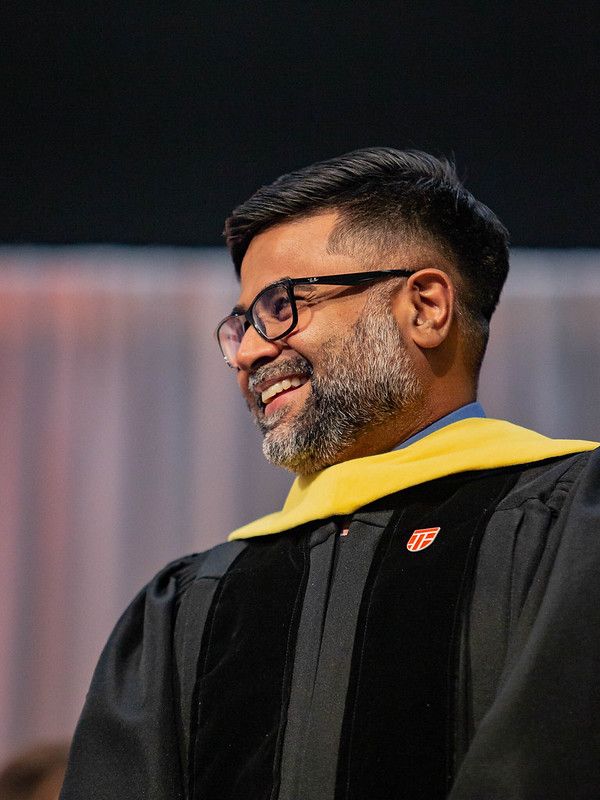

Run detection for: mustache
[[248, 355, 313, 393]]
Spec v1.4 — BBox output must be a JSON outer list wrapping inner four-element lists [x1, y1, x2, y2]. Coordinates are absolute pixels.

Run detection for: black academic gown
[[60, 450, 600, 800]]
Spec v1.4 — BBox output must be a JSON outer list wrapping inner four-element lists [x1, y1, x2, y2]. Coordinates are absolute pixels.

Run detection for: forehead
[[237, 212, 359, 305]]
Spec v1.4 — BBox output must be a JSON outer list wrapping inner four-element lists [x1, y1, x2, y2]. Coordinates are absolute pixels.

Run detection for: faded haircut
[[224, 147, 510, 374]]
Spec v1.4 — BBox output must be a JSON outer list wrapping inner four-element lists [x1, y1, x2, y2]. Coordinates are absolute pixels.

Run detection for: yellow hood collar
[[229, 417, 597, 540]]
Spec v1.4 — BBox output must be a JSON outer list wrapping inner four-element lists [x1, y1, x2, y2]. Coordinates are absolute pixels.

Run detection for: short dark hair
[[224, 147, 509, 372]]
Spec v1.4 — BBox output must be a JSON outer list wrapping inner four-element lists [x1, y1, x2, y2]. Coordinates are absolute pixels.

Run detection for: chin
[[261, 428, 337, 475]]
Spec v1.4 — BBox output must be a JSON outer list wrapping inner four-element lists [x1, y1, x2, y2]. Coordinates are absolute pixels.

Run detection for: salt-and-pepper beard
[[250, 292, 423, 475]]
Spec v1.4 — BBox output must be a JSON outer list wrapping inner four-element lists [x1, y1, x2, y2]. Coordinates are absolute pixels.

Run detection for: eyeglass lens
[[218, 282, 297, 367], [218, 279, 329, 367], [218, 317, 246, 367], [253, 283, 295, 337]]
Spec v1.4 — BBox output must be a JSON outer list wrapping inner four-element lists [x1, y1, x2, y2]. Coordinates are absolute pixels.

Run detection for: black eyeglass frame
[[215, 268, 415, 368]]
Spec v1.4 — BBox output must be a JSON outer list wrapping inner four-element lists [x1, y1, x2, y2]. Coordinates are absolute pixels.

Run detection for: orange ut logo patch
[[406, 527, 441, 552]]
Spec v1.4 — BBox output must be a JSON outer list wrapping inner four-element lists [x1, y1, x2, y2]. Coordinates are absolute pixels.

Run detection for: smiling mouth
[[261, 376, 307, 404], [254, 375, 310, 414], [249, 357, 313, 413]]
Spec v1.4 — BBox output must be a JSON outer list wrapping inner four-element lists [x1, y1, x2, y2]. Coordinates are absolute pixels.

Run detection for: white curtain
[[479, 250, 600, 438], [0, 246, 598, 761]]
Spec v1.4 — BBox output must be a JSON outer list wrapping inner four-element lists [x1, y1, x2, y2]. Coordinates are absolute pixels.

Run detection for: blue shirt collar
[[394, 402, 486, 451]]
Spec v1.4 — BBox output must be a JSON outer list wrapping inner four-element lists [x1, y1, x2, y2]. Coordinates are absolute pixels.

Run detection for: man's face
[[235, 212, 423, 474]]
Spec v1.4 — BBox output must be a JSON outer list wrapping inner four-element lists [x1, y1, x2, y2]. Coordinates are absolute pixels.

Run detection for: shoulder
[[465, 448, 600, 734], [142, 539, 250, 611], [135, 551, 210, 608], [138, 541, 246, 608], [471, 447, 600, 631], [471, 448, 600, 647], [476, 448, 599, 566], [91, 543, 247, 674], [496, 448, 599, 514]]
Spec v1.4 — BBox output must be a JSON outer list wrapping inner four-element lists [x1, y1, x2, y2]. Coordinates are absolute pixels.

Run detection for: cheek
[[302, 296, 363, 344], [288, 311, 345, 354]]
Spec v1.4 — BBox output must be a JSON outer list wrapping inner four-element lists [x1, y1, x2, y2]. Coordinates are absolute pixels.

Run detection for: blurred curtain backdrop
[[0, 247, 598, 759]]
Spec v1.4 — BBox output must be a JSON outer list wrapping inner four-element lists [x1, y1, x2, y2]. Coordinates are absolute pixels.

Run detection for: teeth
[[261, 376, 304, 404]]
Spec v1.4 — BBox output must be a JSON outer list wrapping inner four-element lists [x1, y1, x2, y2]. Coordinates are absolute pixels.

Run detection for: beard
[[249, 294, 423, 475]]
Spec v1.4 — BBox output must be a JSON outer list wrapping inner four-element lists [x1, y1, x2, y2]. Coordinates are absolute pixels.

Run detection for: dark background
[[2, 1, 598, 246]]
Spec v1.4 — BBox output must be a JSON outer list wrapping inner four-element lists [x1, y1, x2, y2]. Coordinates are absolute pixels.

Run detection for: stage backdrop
[[0, 247, 598, 760]]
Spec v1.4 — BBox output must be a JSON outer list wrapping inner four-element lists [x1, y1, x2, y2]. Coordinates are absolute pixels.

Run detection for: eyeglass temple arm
[[294, 269, 414, 287]]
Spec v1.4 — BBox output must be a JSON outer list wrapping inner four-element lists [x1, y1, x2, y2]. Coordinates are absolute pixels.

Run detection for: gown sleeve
[[451, 448, 600, 799], [60, 554, 205, 800]]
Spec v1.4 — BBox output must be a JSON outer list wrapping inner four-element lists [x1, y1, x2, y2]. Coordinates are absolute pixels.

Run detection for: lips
[[248, 357, 313, 414], [261, 376, 306, 405]]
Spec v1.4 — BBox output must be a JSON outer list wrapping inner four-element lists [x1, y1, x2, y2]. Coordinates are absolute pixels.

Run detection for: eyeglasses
[[215, 268, 414, 369]]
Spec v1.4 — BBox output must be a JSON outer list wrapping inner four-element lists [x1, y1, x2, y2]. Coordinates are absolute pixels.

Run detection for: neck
[[327, 390, 477, 466]]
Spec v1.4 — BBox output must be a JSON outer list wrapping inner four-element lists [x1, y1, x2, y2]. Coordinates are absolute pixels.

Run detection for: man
[[61, 149, 600, 799]]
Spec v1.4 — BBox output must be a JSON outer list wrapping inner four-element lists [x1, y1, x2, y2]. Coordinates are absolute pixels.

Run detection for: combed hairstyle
[[224, 147, 510, 374]]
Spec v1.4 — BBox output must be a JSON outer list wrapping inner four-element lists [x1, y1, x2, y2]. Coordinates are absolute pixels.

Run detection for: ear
[[399, 269, 455, 349]]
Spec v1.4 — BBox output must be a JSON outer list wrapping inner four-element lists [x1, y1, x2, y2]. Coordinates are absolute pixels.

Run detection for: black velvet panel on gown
[[189, 530, 309, 800], [336, 471, 518, 800]]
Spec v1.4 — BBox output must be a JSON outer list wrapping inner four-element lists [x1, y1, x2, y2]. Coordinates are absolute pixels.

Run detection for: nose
[[235, 324, 282, 372]]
